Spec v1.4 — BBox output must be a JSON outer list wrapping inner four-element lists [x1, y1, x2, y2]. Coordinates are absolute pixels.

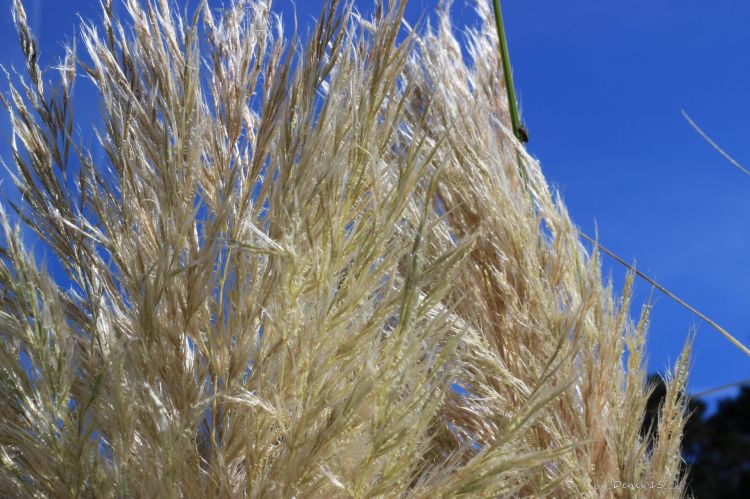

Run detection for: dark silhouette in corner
[[642, 374, 750, 498]]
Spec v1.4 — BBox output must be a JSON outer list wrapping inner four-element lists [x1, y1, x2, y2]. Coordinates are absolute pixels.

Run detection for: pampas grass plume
[[0, 0, 691, 496]]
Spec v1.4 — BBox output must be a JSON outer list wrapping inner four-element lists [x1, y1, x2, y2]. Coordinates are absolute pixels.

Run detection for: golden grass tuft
[[0, 0, 690, 496]]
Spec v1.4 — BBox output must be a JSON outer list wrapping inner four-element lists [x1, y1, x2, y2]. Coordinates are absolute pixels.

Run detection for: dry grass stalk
[[0, 0, 691, 496]]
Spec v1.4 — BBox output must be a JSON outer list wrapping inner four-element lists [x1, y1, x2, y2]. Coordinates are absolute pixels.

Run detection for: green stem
[[491, 0, 532, 202], [491, 0, 526, 143]]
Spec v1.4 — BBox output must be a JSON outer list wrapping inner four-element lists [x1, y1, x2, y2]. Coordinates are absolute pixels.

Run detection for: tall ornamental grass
[[0, 0, 691, 496]]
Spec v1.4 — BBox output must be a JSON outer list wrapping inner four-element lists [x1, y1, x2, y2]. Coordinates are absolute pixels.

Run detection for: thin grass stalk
[[579, 231, 750, 357], [691, 378, 750, 398]]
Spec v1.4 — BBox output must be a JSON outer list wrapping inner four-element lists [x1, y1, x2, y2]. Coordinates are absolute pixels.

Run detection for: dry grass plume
[[0, 0, 691, 496]]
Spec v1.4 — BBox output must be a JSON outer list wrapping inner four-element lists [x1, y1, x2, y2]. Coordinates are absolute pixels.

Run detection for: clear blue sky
[[1, 0, 748, 404]]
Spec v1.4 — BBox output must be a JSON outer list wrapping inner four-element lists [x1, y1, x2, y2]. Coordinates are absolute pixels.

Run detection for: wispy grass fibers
[[0, 0, 691, 496]]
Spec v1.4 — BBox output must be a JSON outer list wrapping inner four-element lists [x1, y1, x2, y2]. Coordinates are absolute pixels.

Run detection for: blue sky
[[1, 0, 748, 405]]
